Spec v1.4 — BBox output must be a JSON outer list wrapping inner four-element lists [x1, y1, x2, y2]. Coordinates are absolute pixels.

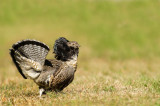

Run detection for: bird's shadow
[[21, 90, 66, 99]]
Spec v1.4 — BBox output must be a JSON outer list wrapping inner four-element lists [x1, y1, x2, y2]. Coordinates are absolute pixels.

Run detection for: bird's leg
[[39, 87, 45, 97]]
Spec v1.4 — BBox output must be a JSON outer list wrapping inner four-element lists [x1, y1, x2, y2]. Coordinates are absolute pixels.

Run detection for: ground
[[1, 0, 160, 106]]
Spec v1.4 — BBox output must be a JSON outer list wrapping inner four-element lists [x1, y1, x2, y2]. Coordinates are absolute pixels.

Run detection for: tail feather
[[10, 39, 50, 79], [10, 49, 27, 79], [12, 40, 49, 65]]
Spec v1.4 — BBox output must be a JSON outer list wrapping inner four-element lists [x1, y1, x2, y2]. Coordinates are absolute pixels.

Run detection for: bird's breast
[[66, 55, 78, 68]]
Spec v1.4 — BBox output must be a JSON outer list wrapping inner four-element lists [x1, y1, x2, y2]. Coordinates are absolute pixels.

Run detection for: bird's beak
[[78, 44, 81, 48]]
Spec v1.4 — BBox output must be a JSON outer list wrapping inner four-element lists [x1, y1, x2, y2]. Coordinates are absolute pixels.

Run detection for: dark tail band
[[10, 49, 27, 79]]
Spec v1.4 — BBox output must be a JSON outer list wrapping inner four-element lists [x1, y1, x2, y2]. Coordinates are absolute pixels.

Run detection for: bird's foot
[[39, 88, 46, 98]]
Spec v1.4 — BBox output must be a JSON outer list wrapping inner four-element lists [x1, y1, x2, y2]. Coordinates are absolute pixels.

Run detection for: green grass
[[1, 0, 160, 105]]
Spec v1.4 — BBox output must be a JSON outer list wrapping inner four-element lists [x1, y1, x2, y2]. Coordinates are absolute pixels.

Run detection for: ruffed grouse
[[9, 37, 80, 97]]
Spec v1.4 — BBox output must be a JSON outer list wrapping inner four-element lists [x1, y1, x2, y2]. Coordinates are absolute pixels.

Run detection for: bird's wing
[[43, 59, 74, 88], [35, 59, 63, 87], [10, 40, 50, 79], [43, 59, 63, 74], [50, 64, 75, 90]]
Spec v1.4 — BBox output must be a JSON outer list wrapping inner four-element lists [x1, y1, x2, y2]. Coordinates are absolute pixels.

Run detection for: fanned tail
[[10, 39, 50, 79]]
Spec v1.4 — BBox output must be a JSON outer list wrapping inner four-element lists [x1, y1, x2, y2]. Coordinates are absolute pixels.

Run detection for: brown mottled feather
[[10, 38, 80, 96], [35, 59, 76, 91]]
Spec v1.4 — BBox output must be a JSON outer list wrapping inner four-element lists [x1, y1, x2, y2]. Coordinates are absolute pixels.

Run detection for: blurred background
[[1, 0, 160, 105], [1, 0, 160, 85]]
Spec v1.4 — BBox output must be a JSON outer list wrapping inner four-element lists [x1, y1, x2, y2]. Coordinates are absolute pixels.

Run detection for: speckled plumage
[[10, 37, 80, 96]]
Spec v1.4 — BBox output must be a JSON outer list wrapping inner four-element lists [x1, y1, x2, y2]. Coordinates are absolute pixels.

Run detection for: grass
[[1, 0, 160, 105]]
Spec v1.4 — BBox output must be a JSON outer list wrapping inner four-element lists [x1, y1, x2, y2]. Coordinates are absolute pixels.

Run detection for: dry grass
[[1, 58, 160, 105]]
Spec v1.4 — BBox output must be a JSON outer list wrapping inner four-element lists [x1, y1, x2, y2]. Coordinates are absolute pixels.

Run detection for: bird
[[9, 37, 80, 97]]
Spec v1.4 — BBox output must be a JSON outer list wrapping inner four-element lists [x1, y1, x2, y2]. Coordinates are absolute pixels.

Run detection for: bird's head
[[53, 37, 80, 61], [67, 41, 80, 49]]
